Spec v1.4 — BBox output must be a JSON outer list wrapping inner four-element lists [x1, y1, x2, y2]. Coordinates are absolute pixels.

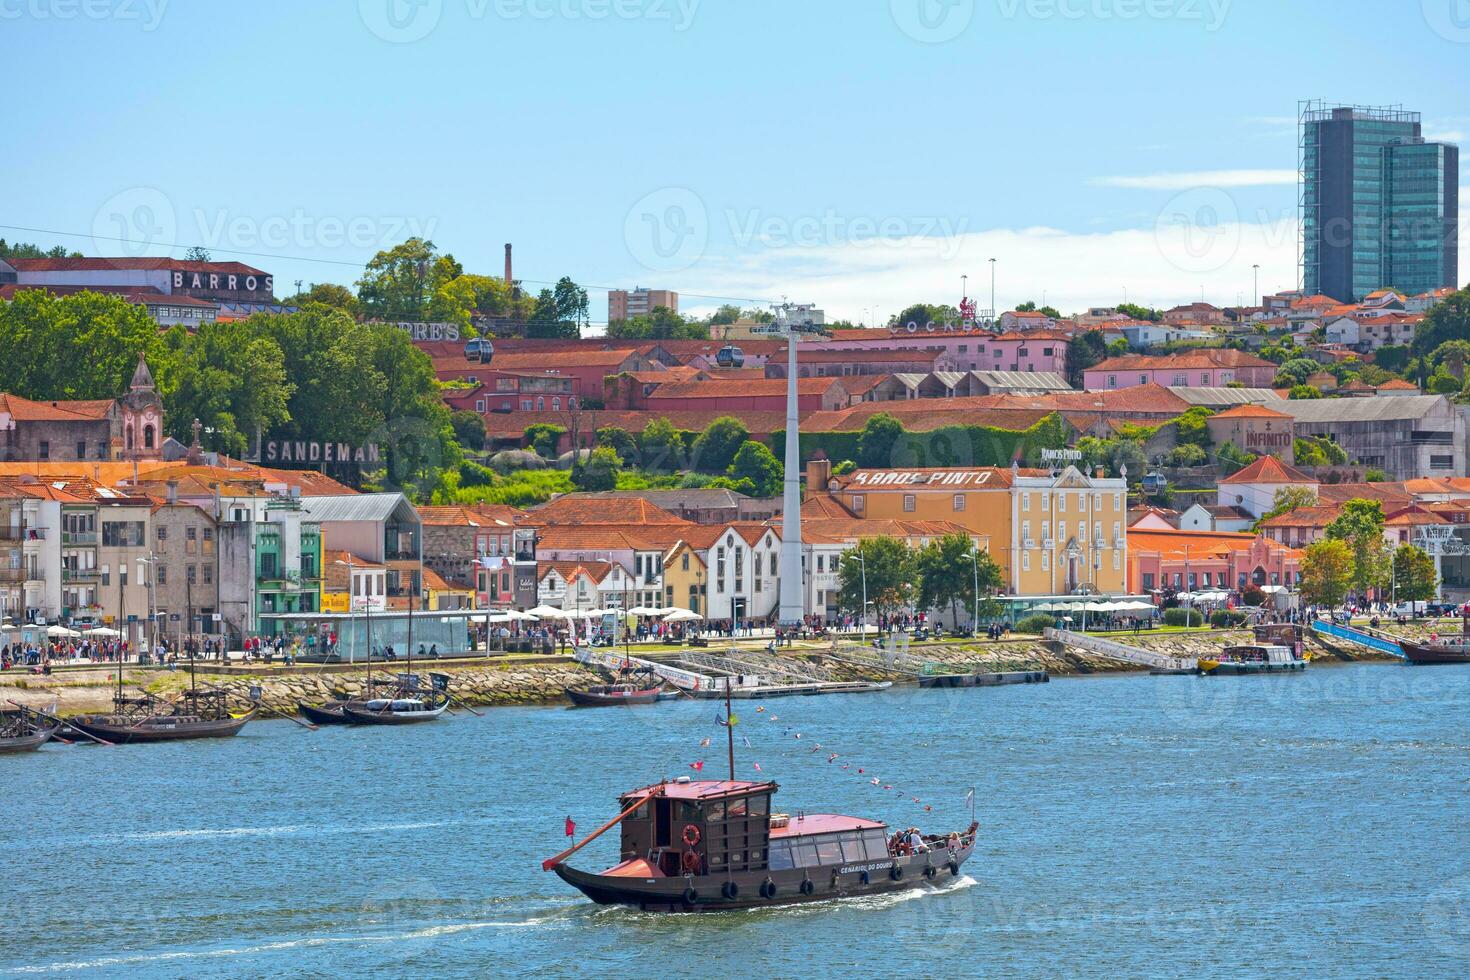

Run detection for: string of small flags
[[689, 704, 935, 812]]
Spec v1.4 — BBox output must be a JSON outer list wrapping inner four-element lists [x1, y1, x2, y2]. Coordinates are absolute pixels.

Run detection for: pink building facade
[[805, 328, 1069, 374]]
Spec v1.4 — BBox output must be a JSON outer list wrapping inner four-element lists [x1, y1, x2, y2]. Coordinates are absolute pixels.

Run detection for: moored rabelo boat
[[0, 706, 59, 753], [565, 680, 664, 707], [66, 649, 257, 744], [339, 673, 450, 725], [1397, 612, 1470, 664], [544, 678, 977, 911]]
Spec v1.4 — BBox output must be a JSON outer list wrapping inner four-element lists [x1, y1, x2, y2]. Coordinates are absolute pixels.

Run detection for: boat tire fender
[[891, 865, 904, 881], [682, 887, 698, 906], [924, 863, 937, 879], [800, 878, 814, 896], [721, 880, 739, 901], [948, 860, 961, 876], [760, 878, 776, 899]]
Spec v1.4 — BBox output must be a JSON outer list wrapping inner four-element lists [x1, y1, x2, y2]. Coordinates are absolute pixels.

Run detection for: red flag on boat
[[690, 760, 704, 772], [565, 816, 576, 837]]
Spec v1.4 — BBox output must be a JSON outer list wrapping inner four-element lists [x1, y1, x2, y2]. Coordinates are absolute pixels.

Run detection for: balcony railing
[[0, 567, 25, 583], [61, 568, 101, 582], [62, 531, 98, 545]]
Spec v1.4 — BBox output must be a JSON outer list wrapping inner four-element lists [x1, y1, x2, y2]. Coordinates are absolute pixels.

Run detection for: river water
[[3, 662, 1468, 978]]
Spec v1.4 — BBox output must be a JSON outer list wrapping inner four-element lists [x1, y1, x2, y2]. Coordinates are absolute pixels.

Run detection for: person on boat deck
[[907, 829, 927, 853], [947, 831, 961, 850]]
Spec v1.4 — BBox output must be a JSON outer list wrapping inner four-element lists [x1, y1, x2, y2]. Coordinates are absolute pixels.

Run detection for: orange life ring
[[682, 824, 701, 847]]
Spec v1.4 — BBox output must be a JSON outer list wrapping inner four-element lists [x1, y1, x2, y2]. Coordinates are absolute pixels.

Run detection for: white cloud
[[1091, 169, 1298, 190], [674, 216, 1305, 326], [1425, 130, 1466, 144]]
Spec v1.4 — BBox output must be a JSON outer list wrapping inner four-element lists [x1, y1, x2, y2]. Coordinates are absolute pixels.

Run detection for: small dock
[[1309, 620, 1406, 659], [1043, 628, 1196, 672]]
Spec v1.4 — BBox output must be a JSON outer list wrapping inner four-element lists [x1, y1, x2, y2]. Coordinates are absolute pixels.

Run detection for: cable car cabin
[[464, 337, 494, 363], [716, 345, 744, 368], [1141, 471, 1167, 495]]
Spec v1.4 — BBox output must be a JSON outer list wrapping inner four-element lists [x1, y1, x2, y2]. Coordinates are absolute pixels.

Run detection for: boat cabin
[[616, 778, 889, 877], [1254, 623, 1303, 657], [1221, 643, 1297, 665]]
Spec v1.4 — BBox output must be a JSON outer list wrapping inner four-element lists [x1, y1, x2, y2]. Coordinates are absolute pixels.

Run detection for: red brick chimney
[[504, 243, 513, 284]]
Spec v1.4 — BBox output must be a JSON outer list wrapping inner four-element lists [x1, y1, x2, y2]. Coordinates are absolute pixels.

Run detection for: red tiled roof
[[1210, 403, 1292, 420], [529, 495, 692, 527], [648, 378, 845, 400], [1376, 379, 1419, 391], [0, 392, 114, 422], [1219, 456, 1316, 485], [7, 257, 267, 275], [1089, 350, 1274, 373]]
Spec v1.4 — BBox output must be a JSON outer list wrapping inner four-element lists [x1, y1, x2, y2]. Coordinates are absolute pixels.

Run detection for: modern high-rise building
[[1300, 101, 1459, 302], [608, 287, 678, 322]]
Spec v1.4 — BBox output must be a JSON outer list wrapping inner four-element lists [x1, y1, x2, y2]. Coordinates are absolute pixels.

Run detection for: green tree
[[356, 237, 462, 321], [728, 440, 782, 496], [1117, 302, 1163, 322], [1325, 499, 1391, 601], [836, 536, 916, 626], [1065, 329, 1107, 387], [429, 273, 526, 329], [889, 302, 960, 329], [1289, 384, 1323, 400], [916, 533, 1000, 627], [526, 277, 588, 338], [1391, 544, 1438, 603], [0, 239, 79, 259], [0, 289, 176, 402], [1410, 286, 1470, 360], [691, 416, 749, 473], [1275, 357, 1320, 387], [607, 306, 704, 340], [1173, 406, 1214, 448], [1216, 441, 1257, 475], [595, 426, 638, 463], [451, 409, 486, 451], [572, 445, 620, 491], [638, 416, 684, 470], [1253, 485, 1318, 531], [284, 282, 360, 314], [1015, 300, 1061, 319], [709, 304, 742, 326], [524, 423, 565, 458], [857, 413, 903, 468], [162, 320, 293, 457], [1300, 538, 1354, 610]]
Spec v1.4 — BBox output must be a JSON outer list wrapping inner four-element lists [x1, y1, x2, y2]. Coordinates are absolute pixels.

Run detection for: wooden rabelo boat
[[544, 682, 977, 912], [0, 706, 59, 753], [66, 689, 256, 743], [1400, 622, 1470, 665], [339, 673, 450, 725], [565, 679, 664, 707], [545, 778, 978, 912], [1197, 643, 1306, 675], [66, 653, 257, 744]]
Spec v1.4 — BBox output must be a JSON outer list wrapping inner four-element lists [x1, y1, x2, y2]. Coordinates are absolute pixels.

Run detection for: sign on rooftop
[[850, 470, 1000, 487]]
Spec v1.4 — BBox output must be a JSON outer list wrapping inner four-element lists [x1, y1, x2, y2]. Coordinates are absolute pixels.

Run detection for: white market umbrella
[[527, 605, 568, 619], [1115, 600, 1156, 612], [47, 625, 81, 638], [627, 606, 663, 616], [663, 608, 703, 623], [84, 626, 121, 637]]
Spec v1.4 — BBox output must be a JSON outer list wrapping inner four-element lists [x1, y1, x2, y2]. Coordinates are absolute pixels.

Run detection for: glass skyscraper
[[1300, 102, 1459, 302]]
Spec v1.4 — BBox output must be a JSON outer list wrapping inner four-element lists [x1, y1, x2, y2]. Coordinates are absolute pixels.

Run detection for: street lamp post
[[989, 258, 997, 323], [853, 553, 868, 644], [971, 548, 981, 632]]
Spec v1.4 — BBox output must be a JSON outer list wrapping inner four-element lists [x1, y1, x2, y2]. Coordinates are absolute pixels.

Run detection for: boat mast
[[406, 575, 414, 689], [725, 675, 735, 781]]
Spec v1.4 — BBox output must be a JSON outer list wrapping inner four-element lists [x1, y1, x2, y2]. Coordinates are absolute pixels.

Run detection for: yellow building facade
[[820, 461, 1128, 596]]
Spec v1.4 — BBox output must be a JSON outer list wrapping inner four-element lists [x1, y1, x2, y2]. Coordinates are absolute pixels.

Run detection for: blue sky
[[4, 0, 1468, 324]]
